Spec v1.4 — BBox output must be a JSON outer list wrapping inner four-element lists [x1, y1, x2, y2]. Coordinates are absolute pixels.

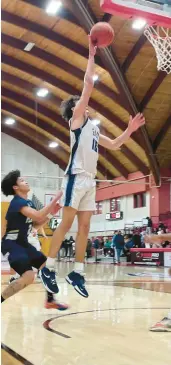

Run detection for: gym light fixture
[[49, 141, 58, 148], [36, 88, 49, 98], [5, 118, 15, 125], [132, 18, 147, 30], [46, 1, 62, 15]]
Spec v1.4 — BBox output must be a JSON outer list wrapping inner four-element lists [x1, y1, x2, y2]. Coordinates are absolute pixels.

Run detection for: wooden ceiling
[[1, 0, 171, 183]]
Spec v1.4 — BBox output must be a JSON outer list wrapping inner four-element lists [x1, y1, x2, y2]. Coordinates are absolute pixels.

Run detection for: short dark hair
[[1, 170, 21, 196], [124, 234, 133, 240], [60, 95, 80, 121]]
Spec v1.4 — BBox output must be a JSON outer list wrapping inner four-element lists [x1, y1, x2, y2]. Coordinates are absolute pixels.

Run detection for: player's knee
[[60, 219, 73, 233], [22, 270, 35, 285], [78, 222, 90, 236]]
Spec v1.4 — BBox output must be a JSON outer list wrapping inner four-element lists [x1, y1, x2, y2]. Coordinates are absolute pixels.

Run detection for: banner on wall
[[131, 251, 164, 266]]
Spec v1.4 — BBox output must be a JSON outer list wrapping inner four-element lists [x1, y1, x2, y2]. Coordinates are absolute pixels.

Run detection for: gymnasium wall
[[1, 133, 64, 203], [69, 193, 150, 237]]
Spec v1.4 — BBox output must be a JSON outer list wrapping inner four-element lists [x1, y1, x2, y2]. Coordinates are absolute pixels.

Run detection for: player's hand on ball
[[88, 35, 97, 56], [128, 113, 145, 133]]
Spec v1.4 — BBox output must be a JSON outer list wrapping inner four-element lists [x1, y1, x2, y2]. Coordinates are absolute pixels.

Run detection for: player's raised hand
[[53, 191, 63, 203], [88, 35, 97, 57], [128, 113, 145, 133], [51, 203, 62, 216]]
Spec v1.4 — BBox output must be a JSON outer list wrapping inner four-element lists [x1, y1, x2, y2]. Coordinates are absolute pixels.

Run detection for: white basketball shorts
[[61, 173, 96, 211]]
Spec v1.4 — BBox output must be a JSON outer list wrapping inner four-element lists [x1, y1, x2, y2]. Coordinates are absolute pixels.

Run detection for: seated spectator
[[112, 231, 124, 264], [124, 234, 134, 262]]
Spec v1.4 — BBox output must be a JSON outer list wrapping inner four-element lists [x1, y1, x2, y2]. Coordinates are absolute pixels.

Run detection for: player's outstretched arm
[[34, 203, 61, 228], [99, 113, 145, 150], [20, 191, 62, 222], [71, 36, 97, 130]]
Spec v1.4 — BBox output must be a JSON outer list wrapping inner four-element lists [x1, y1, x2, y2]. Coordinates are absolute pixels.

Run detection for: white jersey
[[65, 118, 100, 176]]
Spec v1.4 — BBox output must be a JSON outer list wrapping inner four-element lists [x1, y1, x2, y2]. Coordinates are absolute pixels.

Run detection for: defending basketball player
[[1, 170, 68, 310], [40, 35, 145, 297], [145, 233, 171, 332]]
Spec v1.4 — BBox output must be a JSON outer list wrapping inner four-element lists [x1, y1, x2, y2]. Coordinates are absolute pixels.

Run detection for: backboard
[[100, 0, 171, 27]]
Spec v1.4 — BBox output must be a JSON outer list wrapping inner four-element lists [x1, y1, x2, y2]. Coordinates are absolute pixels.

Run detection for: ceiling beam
[[1, 10, 104, 69], [2, 53, 137, 143], [2, 126, 67, 170], [99, 146, 129, 178], [122, 34, 147, 73], [153, 115, 171, 152], [2, 70, 62, 106], [1, 33, 124, 108], [2, 73, 146, 175], [70, 0, 160, 185], [1, 85, 65, 127], [21, 0, 80, 26], [1, 100, 69, 146], [103, 129, 149, 175], [139, 72, 167, 111], [1, 111, 69, 161]]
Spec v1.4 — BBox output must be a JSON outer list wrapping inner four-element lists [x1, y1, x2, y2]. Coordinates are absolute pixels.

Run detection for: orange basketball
[[90, 22, 114, 48]]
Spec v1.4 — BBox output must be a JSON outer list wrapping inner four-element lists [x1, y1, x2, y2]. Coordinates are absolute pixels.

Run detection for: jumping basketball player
[[40, 36, 145, 297], [1, 170, 68, 310], [145, 233, 171, 332]]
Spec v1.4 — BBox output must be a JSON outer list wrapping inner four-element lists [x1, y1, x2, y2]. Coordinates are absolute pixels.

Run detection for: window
[[95, 201, 102, 215], [134, 193, 146, 208], [110, 198, 120, 212]]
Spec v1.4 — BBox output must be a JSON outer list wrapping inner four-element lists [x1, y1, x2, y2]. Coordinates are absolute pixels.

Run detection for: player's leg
[[66, 210, 92, 297], [66, 184, 95, 297], [1, 269, 34, 302], [40, 175, 80, 293], [40, 206, 76, 292], [29, 245, 69, 310], [1, 243, 35, 302]]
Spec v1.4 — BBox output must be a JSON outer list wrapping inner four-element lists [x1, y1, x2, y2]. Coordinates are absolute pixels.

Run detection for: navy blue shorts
[[1, 239, 46, 275]]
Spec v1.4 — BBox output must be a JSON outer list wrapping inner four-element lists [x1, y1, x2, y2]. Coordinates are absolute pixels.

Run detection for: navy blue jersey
[[4, 195, 36, 248]]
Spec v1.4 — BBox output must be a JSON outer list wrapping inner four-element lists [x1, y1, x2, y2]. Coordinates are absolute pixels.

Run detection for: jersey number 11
[[92, 138, 98, 153]]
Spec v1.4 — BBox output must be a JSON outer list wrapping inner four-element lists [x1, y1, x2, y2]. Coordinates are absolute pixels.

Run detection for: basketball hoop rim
[[144, 25, 171, 39]]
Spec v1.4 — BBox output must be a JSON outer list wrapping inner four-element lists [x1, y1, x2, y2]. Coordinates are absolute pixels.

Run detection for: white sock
[[74, 262, 84, 273], [11, 273, 20, 279], [14, 273, 20, 279], [46, 257, 55, 269]]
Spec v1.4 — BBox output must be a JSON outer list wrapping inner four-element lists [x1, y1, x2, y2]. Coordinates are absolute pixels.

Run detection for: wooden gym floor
[[1, 263, 171, 365]]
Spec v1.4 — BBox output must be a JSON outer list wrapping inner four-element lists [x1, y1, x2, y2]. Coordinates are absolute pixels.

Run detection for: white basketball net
[[144, 26, 171, 74]]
